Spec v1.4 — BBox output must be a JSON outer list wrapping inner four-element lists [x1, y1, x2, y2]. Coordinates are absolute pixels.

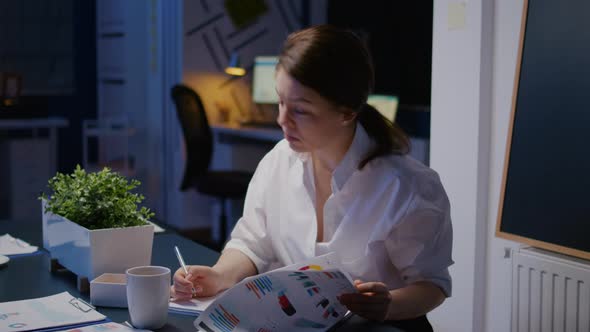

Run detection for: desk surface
[[0, 218, 402, 332], [212, 123, 284, 143], [212, 123, 430, 165], [0, 117, 69, 129]]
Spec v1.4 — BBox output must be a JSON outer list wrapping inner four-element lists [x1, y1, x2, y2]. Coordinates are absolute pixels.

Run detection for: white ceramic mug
[[126, 266, 171, 329]]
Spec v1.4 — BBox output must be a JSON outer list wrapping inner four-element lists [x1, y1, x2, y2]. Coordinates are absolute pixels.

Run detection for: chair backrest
[[171, 84, 213, 191]]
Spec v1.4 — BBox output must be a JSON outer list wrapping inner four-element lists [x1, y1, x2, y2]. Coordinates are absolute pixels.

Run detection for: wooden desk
[[0, 218, 403, 331]]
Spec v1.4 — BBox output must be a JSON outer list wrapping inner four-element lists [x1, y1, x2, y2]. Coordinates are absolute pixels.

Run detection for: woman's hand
[[338, 280, 393, 322], [171, 265, 224, 301], [170, 249, 259, 301]]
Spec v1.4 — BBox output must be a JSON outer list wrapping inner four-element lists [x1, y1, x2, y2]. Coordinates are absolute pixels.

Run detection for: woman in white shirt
[[172, 25, 453, 331]]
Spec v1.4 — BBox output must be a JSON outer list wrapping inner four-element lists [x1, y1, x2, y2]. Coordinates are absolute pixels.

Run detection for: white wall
[[429, 1, 492, 330], [430, 0, 525, 331], [485, 1, 526, 331]]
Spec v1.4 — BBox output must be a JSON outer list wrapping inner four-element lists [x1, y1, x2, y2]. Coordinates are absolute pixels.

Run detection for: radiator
[[512, 247, 590, 332]]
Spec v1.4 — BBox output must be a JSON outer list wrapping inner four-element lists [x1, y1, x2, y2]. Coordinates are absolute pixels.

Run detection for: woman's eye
[[293, 108, 306, 115]]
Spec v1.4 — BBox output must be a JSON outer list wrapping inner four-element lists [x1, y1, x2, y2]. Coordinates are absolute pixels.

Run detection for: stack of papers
[[0, 233, 38, 255], [0, 292, 107, 332], [63, 322, 150, 332], [169, 294, 220, 316]]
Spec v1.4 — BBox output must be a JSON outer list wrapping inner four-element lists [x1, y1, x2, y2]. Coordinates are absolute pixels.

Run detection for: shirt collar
[[331, 124, 373, 192], [290, 124, 374, 192]]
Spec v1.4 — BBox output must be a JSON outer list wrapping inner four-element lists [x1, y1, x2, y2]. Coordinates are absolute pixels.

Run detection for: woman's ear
[[339, 107, 358, 126]]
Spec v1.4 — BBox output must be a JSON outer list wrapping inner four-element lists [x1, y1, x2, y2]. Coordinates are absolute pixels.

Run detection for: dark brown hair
[[278, 24, 409, 169]]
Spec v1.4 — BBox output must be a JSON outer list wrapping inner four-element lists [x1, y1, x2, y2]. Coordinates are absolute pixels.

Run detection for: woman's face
[[275, 68, 353, 153]]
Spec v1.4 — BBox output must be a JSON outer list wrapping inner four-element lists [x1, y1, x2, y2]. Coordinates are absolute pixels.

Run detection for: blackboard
[[496, 0, 590, 260]]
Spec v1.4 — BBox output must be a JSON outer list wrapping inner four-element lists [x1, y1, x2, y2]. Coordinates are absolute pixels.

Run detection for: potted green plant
[[40, 165, 155, 290]]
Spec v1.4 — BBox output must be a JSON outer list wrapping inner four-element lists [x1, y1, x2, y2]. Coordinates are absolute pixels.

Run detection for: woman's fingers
[[172, 265, 222, 300], [339, 281, 392, 322], [339, 281, 390, 306], [170, 285, 193, 301], [355, 281, 389, 294], [172, 265, 222, 298], [174, 273, 192, 287], [173, 267, 198, 296]]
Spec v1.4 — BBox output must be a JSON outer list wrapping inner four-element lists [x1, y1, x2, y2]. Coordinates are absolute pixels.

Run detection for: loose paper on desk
[[62, 322, 151, 332], [193, 252, 357, 331], [169, 293, 221, 316], [0, 233, 38, 255], [0, 292, 106, 332]]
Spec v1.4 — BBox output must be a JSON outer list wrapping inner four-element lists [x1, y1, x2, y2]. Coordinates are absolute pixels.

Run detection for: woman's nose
[[277, 106, 288, 127]]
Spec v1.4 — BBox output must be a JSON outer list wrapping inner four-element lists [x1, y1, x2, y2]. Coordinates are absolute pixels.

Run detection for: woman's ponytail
[[357, 103, 410, 169]]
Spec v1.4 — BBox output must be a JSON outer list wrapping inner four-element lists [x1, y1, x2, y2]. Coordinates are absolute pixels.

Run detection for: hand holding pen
[[174, 245, 196, 296], [171, 246, 225, 300]]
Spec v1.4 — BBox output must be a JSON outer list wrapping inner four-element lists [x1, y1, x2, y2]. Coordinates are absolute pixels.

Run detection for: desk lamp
[[225, 52, 246, 76]]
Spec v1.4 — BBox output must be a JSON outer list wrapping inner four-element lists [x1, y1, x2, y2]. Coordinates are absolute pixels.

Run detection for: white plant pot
[[41, 201, 154, 281]]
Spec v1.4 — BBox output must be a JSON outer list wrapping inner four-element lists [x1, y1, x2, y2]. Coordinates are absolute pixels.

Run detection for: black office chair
[[171, 84, 253, 250]]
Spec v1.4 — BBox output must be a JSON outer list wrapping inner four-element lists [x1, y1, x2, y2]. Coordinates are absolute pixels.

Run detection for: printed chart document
[[0, 292, 107, 332], [169, 253, 342, 316], [192, 253, 357, 331]]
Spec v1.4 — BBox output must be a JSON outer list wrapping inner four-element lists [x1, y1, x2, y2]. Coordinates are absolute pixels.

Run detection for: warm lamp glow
[[225, 67, 246, 76], [225, 52, 246, 76]]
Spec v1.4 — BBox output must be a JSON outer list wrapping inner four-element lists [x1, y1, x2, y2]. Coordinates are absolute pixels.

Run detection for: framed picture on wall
[[1, 72, 23, 106]]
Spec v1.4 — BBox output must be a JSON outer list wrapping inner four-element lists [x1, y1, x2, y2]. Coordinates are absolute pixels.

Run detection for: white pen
[[174, 245, 196, 295]]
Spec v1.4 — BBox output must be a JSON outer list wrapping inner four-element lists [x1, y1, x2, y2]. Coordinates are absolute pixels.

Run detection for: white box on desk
[[90, 273, 128, 308]]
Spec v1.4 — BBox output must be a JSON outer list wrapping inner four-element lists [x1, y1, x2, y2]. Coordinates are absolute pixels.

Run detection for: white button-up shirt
[[225, 124, 453, 296]]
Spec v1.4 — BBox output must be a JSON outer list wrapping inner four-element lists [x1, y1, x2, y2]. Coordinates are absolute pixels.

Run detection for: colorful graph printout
[[298, 265, 322, 271], [206, 304, 240, 332], [193, 253, 355, 331], [245, 276, 273, 299]]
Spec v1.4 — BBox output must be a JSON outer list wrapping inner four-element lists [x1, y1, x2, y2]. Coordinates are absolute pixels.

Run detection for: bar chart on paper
[[245, 276, 274, 299], [200, 304, 240, 332]]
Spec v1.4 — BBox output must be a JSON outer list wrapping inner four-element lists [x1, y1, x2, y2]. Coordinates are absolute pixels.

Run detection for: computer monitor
[[367, 94, 399, 122], [251, 56, 279, 104]]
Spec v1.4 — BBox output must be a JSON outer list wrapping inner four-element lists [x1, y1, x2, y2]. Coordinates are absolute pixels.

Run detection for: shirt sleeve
[[223, 152, 277, 273], [384, 189, 454, 297]]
